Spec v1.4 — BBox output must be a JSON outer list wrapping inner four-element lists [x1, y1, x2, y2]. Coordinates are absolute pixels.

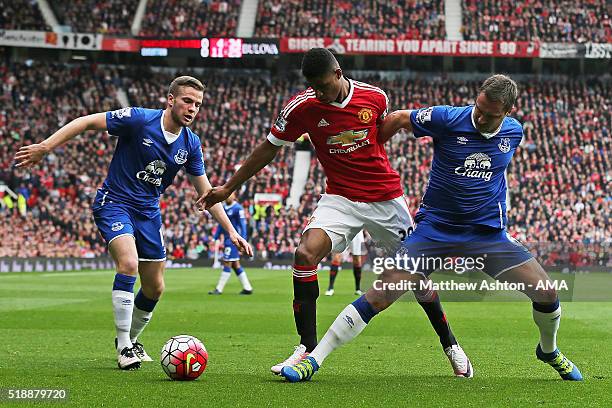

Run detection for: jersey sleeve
[[105, 107, 145, 138], [267, 96, 309, 146], [410, 106, 449, 139], [184, 137, 205, 176], [376, 90, 390, 126]]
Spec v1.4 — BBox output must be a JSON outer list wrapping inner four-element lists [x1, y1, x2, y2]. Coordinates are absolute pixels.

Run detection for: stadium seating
[[0, 62, 122, 257], [3, 0, 611, 44], [462, 0, 612, 43], [255, 0, 446, 39], [139, 0, 242, 37], [1, 62, 609, 263], [0, 0, 50, 31], [49, 0, 138, 35]]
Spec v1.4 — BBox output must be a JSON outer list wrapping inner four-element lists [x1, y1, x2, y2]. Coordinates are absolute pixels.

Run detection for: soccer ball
[[160, 335, 208, 380]]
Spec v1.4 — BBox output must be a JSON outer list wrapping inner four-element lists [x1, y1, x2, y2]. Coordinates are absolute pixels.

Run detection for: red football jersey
[[268, 79, 403, 202]]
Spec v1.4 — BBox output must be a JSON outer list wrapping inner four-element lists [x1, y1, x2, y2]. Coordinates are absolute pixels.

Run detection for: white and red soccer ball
[[160, 335, 208, 380]]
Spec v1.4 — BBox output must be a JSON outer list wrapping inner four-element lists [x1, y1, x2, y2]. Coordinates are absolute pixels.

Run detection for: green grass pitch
[[1, 268, 610, 407]]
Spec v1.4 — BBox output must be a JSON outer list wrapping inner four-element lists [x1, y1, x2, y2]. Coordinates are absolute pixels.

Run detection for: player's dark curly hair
[[301, 48, 339, 79]]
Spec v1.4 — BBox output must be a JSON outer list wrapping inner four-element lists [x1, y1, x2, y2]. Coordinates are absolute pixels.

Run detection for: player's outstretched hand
[[14, 143, 49, 168], [230, 233, 253, 258], [196, 186, 231, 211]]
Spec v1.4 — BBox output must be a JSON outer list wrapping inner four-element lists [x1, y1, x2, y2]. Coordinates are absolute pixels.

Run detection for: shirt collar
[[161, 111, 181, 144], [329, 78, 354, 109]]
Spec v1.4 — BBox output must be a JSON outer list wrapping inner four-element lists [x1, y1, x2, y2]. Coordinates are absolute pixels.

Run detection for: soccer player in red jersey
[[200, 48, 472, 377]]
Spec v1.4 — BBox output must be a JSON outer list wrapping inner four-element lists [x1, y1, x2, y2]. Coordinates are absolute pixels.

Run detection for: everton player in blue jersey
[[14, 76, 252, 370], [281, 74, 582, 382], [209, 192, 254, 295]]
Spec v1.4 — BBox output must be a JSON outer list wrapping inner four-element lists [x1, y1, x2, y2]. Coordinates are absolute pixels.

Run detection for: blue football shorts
[[397, 219, 533, 278], [222, 240, 240, 262], [92, 191, 166, 261]]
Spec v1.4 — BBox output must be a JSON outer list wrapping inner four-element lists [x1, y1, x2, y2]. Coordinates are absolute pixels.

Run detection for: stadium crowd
[[2, 0, 611, 45], [0, 0, 50, 31], [1, 62, 609, 266], [139, 0, 241, 38], [255, 0, 446, 39], [49, 0, 137, 35], [462, 0, 612, 43]]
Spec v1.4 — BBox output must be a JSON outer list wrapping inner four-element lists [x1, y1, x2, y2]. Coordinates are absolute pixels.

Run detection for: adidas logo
[[317, 118, 330, 127], [143, 138, 153, 146]]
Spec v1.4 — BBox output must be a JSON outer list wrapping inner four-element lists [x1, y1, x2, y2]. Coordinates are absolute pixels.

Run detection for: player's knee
[[116, 258, 138, 276], [533, 286, 557, 304], [365, 290, 392, 311], [294, 245, 321, 266], [143, 280, 164, 300]]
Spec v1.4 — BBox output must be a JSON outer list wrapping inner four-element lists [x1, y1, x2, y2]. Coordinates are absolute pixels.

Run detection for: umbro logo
[[457, 137, 468, 144], [143, 138, 153, 147], [343, 315, 354, 328], [318, 118, 330, 127]]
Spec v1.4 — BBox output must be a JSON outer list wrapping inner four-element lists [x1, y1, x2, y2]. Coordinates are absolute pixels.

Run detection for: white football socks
[[238, 272, 253, 291], [112, 290, 134, 352], [216, 271, 231, 292], [130, 307, 153, 343], [310, 304, 368, 366], [533, 304, 561, 353]]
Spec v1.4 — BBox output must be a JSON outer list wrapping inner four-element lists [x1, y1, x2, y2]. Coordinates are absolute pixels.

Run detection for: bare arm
[[14, 112, 108, 168], [377, 110, 413, 145], [189, 173, 254, 257], [197, 139, 281, 210], [189, 174, 239, 236]]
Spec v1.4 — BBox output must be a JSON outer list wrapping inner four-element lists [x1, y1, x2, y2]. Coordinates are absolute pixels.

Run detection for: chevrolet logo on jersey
[[327, 130, 370, 154], [327, 129, 369, 147]]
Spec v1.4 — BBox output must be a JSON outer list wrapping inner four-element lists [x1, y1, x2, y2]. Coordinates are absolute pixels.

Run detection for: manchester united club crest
[[357, 108, 373, 124]]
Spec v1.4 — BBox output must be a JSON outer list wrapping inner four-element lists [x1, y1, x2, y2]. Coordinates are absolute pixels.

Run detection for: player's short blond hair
[[168, 76, 205, 96]]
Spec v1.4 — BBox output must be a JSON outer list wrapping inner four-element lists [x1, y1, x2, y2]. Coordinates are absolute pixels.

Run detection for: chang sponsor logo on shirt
[[454, 153, 493, 181], [327, 129, 369, 154], [137, 160, 167, 186]]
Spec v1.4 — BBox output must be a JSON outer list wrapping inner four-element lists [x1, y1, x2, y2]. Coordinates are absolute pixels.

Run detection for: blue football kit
[[401, 105, 533, 277], [92, 107, 205, 261], [213, 202, 247, 261]]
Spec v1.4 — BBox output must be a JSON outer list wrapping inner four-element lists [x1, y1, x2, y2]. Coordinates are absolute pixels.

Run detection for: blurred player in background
[[209, 192, 254, 295], [325, 230, 366, 296], [14, 76, 252, 370], [281, 74, 582, 382], [201, 48, 472, 378]]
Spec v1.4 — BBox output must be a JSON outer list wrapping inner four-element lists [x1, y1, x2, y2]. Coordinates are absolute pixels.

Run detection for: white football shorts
[[304, 194, 414, 256], [349, 230, 366, 256]]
